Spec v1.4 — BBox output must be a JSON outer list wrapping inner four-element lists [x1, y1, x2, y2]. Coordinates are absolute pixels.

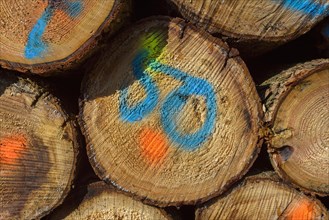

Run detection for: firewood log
[[48, 182, 172, 219], [79, 16, 263, 206], [0, 0, 130, 75], [167, 0, 329, 55], [262, 59, 329, 196], [0, 70, 79, 219], [196, 172, 328, 220]]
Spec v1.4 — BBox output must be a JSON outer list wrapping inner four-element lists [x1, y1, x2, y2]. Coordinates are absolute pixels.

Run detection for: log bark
[[79, 16, 263, 206], [0, 70, 79, 219], [196, 172, 329, 220], [167, 0, 329, 55], [261, 59, 329, 196], [48, 182, 172, 219], [0, 0, 130, 75]]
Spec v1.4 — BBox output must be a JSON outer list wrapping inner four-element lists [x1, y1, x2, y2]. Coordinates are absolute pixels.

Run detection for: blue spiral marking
[[119, 50, 217, 150], [151, 62, 217, 150], [24, 1, 83, 59], [119, 50, 160, 122], [278, 0, 329, 17]]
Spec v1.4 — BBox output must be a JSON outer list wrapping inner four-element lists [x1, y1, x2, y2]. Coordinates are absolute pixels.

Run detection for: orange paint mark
[[0, 135, 28, 165], [139, 127, 169, 165], [282, 198, 316, 220], [53, 10, 74, 23]]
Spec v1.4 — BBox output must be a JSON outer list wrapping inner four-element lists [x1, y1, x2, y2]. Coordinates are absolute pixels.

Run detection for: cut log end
[[196, 172, 329, 220], [0, 71, 78, 219], [262, 59, 329, 196], [168, 0, 329, 54], [0, 0, 130, 75], [79, 17, 263, 206], [48, 182, 171, 220]]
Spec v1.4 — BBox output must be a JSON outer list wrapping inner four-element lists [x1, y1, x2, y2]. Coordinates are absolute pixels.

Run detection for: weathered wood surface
[[0, 0, 130, 75], [196, 172, 329, 220], [79, 16, 263, 206], [262, 59, 329, 196], [168, 0, 329, 55], [0, 70, 79, 219], [48, 182, 172, 220]]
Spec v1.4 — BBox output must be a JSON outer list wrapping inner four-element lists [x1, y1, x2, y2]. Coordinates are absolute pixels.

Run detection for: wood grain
[[0, 0, 130, 74], [196, 172, 328, 220], [0, 70, 79, 219], [48, 182, 171, 220], [79, 16, 263, 206], [168, 0, 329, 55], [262, 59, 329, 196]]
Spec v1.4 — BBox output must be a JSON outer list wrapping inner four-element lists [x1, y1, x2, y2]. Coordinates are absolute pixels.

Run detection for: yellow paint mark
[[283, 198, 316, 220], [0, 135, 28, 165], [139, 127, 169, 165], [140, 31, 166, 56], [140, 31, 168, 73]]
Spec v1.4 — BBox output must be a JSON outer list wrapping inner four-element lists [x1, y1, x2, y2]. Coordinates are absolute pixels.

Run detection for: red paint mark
[[0, 135, 28, 165], [139, 127, 169, 165], [282, 198, 316, 220]]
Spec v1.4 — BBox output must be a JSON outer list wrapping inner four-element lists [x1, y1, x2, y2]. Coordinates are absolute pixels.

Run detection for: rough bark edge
[[0, 0, 131, 76], [167, 0, 329, 42], [195, 171, 329, 220], [78, 16, 264, 207], [259, 59, 329, 196], [261, 59, 329, 123], [167, 0, 328, 56], [0, 70, 80, 218]]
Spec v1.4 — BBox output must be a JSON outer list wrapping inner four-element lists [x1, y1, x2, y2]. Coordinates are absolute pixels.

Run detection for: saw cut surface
[[169, 0, 329, 40], [0, 71, 78, 219], [49, 182, 171, 220], [0, 0, 129, 73], [196, 173, 329, 220], [270, 65, 329, 195], [80, 17, 263, 206]]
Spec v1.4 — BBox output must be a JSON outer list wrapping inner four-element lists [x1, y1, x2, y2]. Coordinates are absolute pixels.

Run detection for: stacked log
[[262, 59, 329, 196], [0, 0, 328, 219], [0, 70, 79, 219], [196, 172, 328, 219], [47, 182, 171, 219], [0, 0, 130, 74], [167, 0, 329, 56], [79, 16, 263, 206]]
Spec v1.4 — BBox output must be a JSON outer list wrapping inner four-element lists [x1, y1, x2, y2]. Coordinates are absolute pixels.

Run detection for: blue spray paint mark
[[119, 51, 159, 122], [119, 50, 217, 150], [25, 7, 54, 59], [278, 0, 329, 17], [64, 1, 83, 17], [152, 62, 217, 150], [24, 1, 83, 59]]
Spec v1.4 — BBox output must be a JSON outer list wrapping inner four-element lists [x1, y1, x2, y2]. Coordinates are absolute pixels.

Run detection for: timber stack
[[0, 70, 79, 219], [0, 0, 328, 219]]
